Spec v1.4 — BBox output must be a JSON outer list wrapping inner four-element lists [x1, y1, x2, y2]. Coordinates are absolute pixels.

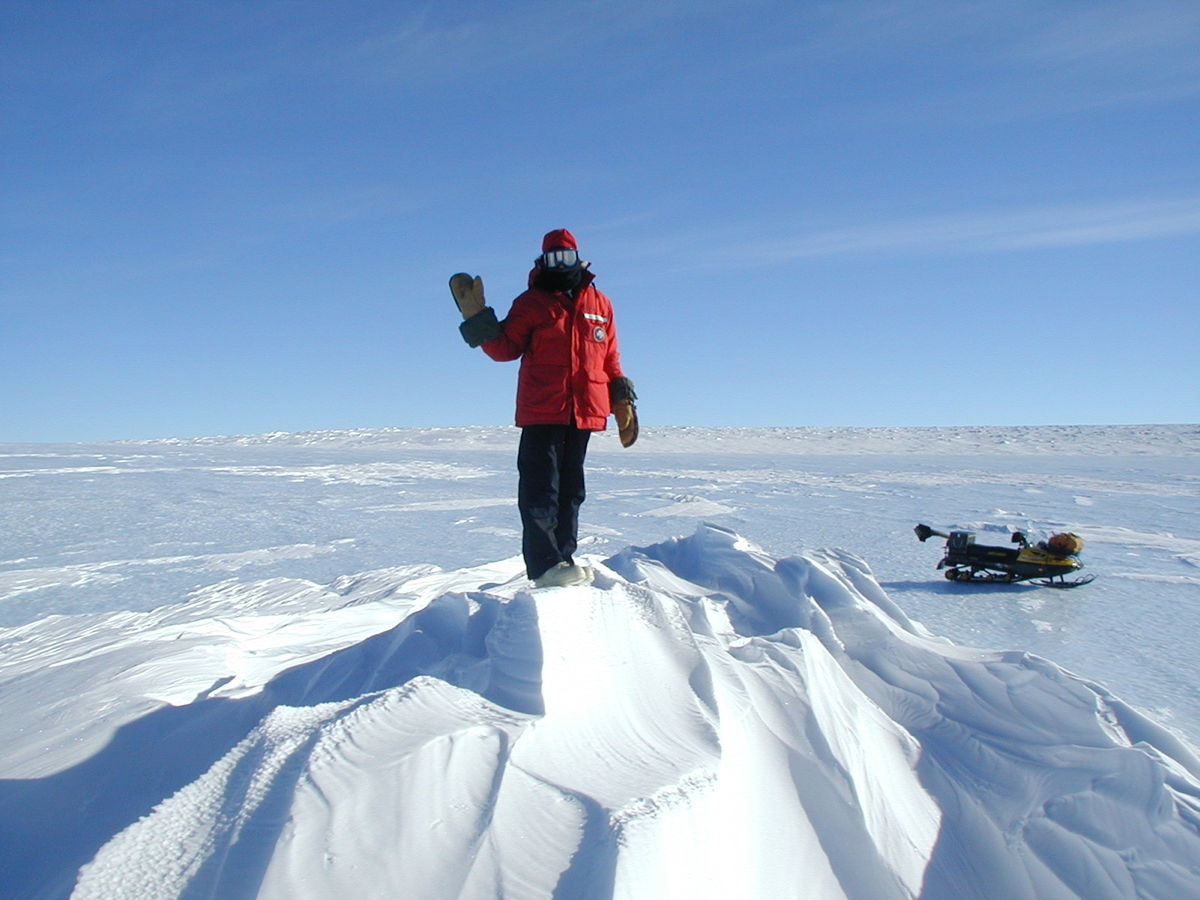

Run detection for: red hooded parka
[[481, 231, 624, 431]]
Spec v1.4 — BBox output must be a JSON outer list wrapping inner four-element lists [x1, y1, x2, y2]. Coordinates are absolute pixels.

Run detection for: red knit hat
[[541, 228, 578, 252]]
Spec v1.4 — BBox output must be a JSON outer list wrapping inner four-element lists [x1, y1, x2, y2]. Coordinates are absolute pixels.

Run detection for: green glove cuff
[[609, 376, 637, 405], [459, 307, 500, 347]]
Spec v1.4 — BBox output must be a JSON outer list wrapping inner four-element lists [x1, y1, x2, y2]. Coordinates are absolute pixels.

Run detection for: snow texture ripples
[[2, 526, 1197, 899]]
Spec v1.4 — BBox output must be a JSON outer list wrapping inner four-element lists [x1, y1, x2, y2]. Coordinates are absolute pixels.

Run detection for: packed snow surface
[[2, 425, 1199, 898]]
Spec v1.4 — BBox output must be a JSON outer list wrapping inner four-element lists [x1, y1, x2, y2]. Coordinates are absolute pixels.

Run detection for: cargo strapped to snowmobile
[[1045, 533, 1085, 556]]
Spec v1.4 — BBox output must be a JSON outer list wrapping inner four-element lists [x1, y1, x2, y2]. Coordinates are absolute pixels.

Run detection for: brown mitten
[[449, 273, 486, 319], [609, 376, 639, 447], [449, 273, 500, 347]]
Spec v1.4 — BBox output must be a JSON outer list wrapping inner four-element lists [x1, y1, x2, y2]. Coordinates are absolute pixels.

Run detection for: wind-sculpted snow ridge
[[3, 527, 1199, 899]]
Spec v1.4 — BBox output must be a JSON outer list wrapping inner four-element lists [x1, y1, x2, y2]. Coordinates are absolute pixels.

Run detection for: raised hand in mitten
[[449, 273, 485, 318], [449, 273, 500, 347]]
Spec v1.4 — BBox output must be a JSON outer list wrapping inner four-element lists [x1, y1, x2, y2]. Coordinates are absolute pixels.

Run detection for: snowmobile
[[914, 524, 1094, 588]]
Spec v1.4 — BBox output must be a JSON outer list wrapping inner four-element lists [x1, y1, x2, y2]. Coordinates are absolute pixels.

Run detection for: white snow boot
[[532, 561, 594, 588]]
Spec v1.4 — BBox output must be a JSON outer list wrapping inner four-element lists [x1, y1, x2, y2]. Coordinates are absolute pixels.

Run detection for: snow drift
[[2, 525, 1199, 899]]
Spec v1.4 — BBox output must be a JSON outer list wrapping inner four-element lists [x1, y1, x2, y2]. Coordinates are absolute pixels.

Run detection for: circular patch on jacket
[[592, 326, 607, 342]]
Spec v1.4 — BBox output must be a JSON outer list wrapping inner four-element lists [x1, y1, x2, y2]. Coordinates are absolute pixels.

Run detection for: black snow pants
[[517, 424, 591, 580]]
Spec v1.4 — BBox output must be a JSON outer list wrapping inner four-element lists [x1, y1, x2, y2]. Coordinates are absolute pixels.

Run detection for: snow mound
[[3, 526, 1199, 899]]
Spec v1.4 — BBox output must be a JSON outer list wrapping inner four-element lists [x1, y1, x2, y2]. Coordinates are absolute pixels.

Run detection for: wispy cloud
[[703, 197, 1200, 264], [347, 1, 709, 87], [783, 0, 1200, 118], [1005, 1, 1200, 111], [1015, 2, 1200, 68]]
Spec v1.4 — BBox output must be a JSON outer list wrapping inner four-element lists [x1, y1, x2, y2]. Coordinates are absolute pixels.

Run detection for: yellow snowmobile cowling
[[1016, 545, 1086, 568]]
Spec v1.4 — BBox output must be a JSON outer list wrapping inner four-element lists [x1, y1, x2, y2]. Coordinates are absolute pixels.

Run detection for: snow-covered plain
[[2, 424, 1199, 899]]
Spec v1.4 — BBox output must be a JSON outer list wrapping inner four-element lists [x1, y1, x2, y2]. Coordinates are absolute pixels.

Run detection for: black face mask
[[534, 265, 583, 294]]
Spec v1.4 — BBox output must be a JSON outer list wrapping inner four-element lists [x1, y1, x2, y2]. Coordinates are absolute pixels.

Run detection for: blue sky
[[3, 0, 1198, 442]]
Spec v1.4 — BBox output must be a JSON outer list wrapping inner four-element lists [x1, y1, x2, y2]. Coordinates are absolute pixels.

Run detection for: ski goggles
[[540, 248, 580, 269]]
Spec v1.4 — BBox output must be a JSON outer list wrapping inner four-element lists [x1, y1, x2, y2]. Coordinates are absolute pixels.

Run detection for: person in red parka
[[454, 228, 637, 587]]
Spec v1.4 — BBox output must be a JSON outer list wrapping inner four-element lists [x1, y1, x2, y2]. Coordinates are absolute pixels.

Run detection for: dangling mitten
[[609, 376, 639, 447]]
